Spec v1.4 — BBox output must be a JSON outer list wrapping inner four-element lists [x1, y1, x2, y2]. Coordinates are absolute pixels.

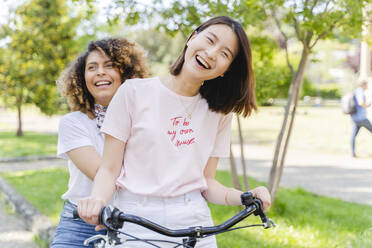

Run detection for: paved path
[[221, 144, 372, 206], [0, 200, 37, 248], [0, 159, 66, 247], [0, 159, 66, 173]]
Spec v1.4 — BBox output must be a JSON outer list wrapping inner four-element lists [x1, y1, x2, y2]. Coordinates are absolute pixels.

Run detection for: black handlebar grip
[[72, 206, 110, 224], [73, 209, 80, 219], [240, 192, 254, 206]]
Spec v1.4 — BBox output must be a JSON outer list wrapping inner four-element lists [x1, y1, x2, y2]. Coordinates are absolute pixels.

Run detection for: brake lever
[[83, 234, 107, 247], [99, 206, 125, 245], [75, 206, 125, 247], [264, 218, 276, 229], [254, 200, 276, 229]]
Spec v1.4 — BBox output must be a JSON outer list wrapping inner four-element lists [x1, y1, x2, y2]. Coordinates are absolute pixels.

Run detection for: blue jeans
[[51, 201, 107, 248], [351, 118, 372, 156]]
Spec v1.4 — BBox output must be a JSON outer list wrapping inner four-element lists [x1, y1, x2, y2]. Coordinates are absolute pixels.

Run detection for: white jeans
[[113, 189, 217, 248]]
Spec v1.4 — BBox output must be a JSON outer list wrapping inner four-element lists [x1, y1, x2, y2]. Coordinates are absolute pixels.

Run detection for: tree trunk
[[16, 94, 23, 137], [229, 144, 242, 190], [268, 47, 310, 201], [236, 115, 249, 190]]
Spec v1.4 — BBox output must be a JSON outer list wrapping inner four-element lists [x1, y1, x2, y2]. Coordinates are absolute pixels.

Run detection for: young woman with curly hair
[[79, 17, 271, 247], [51, 37, 148, 248]]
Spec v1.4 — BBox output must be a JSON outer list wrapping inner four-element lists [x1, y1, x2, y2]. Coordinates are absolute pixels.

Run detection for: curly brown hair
[[57, 38, 148, 118]]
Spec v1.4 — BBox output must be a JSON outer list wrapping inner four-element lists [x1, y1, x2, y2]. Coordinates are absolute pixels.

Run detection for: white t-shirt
[[57, 111, 104, 205], [101, 77, 232, 197]]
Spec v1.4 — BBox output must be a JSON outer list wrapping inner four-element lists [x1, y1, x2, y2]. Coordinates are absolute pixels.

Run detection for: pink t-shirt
[[101, 77, 232, 197]]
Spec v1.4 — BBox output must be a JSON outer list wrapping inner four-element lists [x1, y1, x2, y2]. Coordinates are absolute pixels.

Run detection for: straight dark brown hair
[[170, 16, 256, 117]]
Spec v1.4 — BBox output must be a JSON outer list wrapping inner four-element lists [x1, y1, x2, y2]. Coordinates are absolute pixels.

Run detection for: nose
[[206, 47, 218, 61], [96, 65, 105, 76]]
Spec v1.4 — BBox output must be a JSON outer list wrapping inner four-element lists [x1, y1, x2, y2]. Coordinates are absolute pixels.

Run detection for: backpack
[[341, 93, 356, 114]]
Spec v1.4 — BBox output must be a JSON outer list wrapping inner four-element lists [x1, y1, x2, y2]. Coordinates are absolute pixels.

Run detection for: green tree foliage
[[0, 0, 87, 136], [112, 0, 287, 103], [249, 35, 292, 105], [129, 29, 185, 75], [113, 0, 266, 37], [255, 64, 292, 105], [302, 81, 341, 99]]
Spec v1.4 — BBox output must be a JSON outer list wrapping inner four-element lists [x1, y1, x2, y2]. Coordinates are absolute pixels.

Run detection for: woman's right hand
[[78, 197, 106, 231], [249, 186, 271, 211]]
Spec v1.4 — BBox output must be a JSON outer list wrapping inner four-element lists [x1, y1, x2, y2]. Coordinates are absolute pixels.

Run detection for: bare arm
[[78, 134, 125, 226], [66, 147, 101, 180], [202, 157, 271, 210]]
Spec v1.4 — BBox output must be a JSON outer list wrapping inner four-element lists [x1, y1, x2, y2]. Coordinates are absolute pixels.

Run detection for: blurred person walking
[[350, 79, 372, 157]]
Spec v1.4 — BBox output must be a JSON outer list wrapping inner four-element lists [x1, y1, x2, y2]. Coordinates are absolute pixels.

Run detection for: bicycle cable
[[115, 228, 187, 248], [202, 224, 265, 238], [109, 223, 265, 247]]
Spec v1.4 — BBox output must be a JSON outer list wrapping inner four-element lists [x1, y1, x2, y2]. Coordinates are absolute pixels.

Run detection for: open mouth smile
[[95, 81, 112, 87], [195, 55, 211, 69]]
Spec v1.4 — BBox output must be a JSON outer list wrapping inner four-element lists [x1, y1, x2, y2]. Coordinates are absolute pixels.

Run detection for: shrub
[[302, 81, 341, 99]]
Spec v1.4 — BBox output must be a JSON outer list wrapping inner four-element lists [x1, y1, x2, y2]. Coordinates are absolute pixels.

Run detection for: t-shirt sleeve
[[100, 82, 133, 142], [210, 112, 233, 158], [57, 114, 94, 160]]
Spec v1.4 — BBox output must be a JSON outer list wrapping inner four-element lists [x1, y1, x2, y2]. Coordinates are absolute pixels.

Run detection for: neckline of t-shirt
[[155, 76, 201, 102]]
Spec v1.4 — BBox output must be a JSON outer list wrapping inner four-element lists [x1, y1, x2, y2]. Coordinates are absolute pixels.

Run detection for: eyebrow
[[207, 31, 234, 58]]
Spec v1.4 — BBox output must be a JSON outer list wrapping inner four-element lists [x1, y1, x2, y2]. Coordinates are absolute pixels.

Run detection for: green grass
[[2, 168, 371, 247], [0, 131, 57, 158], [231, 106, 372, 157], [214, 171, 372, 247], [1, 167, 68, 224]]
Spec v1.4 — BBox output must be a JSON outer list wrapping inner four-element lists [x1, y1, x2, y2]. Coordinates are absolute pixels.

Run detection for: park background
[[0, 0, 372, 247]]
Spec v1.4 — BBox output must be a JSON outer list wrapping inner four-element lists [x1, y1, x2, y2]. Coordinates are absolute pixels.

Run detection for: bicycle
[[73, 192, 275, 247]]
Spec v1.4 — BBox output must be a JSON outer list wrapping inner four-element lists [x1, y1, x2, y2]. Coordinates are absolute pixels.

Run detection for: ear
[[220, 74, 224, 77]]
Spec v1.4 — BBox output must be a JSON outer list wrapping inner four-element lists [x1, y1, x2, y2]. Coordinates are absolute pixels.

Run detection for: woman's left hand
[[250, 186, 271, 211]]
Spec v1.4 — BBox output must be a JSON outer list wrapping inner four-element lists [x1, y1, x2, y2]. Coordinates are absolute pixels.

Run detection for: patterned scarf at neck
[[94, 104, 108, 129]]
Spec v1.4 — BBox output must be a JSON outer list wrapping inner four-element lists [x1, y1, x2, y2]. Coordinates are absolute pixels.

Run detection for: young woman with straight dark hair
[[78, 16, 271, 247]]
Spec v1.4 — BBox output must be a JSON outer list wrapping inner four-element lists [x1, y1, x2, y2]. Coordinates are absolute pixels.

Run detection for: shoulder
[[218, 112, 233, 123], [123, 77, 159, 89], [355, 87, 364, 95], [60, 111, 90, 123], [117, 77, 160, 97], [354, 87, 365, 99], [59, 111, 93, 129]]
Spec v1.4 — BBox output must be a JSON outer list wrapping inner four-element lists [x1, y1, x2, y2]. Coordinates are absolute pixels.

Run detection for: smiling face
[[84, 50, 122, 106], [183, 24, 239, 81]]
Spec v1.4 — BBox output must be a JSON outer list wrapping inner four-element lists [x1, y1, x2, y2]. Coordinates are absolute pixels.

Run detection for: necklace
[[169, 76, 201, 119], [178, 94, 200, 119]]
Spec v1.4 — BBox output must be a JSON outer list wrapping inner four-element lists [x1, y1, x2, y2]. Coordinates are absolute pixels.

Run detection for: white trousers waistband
[[112, 189, 217, 247], [115, 189, 204, 206]]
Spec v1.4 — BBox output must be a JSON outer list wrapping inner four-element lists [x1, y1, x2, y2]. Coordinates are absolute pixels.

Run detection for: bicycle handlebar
[[73, 192, 274, 239]]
